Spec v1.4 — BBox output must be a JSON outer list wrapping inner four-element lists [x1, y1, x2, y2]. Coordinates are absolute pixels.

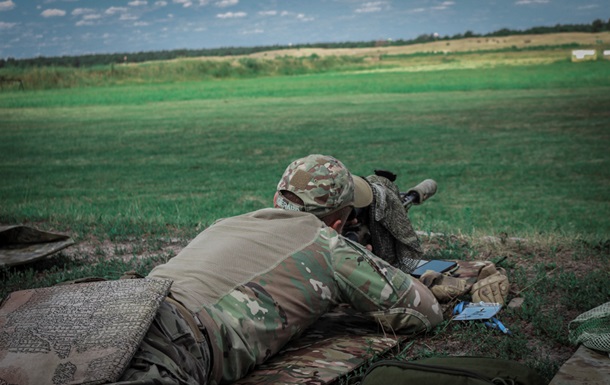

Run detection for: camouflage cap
[[276, 154, 373, 217]]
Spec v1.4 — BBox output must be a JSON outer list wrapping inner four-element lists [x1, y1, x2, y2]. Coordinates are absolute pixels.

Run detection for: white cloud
[[259, 10, 277, 16], [407, 7, 426, 13], [432, 1, 454, 10], [173, 0, 192, 7], [577, 4, 598, 9], [297, 13, 314, 22], [355, 1, 387, 13], [216, 11, 246, 18], [241, 28, 263, 35], [0, 0, 15, 11], [41, 9, 66, 17], [120, 13, 138, 20], [72, 8, 95, 15], [76, 19, 94, 26], [155, 1, 168, 5], [83, 14, 101, 20], [129, 0, 148, 6], [0, 21, 16, 29], [106, 7, 128, 15], [198, 0, 210, 5], [215, 0, 237, 7], [515, 0, 549, 4], [134, 21, 149, 26]]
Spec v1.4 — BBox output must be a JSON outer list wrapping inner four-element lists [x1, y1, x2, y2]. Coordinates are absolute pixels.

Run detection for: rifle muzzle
[[405, 179, 438, 205]]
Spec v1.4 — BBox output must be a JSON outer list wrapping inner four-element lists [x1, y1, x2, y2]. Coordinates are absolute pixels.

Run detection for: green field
[[1, 53, 609, 382], [2, 60, 609, 240]]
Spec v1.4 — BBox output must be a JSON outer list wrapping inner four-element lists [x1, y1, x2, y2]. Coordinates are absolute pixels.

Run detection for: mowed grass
[[0, 56, 609, 383], [1, 60, 609, 242]]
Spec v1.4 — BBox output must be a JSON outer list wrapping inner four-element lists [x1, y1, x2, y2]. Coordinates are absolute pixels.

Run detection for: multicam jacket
[[148, 208, 443, 384]]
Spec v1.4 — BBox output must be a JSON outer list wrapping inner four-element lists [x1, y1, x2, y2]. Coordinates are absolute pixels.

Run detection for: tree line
[[2, 18, 609, 69]]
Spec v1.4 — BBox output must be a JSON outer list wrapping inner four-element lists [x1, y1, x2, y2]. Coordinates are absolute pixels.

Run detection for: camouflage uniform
[[146, 155, 443, 384], [148, 208, 443, 384], [0, 155, 442, 385]]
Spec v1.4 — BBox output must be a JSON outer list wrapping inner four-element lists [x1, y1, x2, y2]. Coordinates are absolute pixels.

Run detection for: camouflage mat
[[0, 278, 172, 385], [235, 304, 407, 385], [549, 345, 610, 385], [0, 225, 75, 267]]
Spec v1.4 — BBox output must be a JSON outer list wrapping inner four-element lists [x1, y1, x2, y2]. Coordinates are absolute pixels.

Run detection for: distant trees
[[1, 19, 609, 69]]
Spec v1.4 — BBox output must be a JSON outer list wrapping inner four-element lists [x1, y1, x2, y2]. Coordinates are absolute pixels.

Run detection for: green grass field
[[1, 53, 609, 382], [2, 60, 609, 240]]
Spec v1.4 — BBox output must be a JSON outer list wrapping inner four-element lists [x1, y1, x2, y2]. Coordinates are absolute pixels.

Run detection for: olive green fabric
[[361, 357, 546, 385]]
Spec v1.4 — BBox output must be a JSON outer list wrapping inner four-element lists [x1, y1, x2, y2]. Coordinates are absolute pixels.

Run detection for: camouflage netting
[[365, 175, 423, 274], [569, 301, 610, 353]]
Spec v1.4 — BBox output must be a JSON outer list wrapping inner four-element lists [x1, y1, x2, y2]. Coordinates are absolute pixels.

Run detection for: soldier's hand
[[470, 264, 510, 305], [419, 271, 471, 303]]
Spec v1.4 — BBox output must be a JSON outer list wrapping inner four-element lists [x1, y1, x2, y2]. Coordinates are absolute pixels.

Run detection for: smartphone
[[410, 260, 458, 278]]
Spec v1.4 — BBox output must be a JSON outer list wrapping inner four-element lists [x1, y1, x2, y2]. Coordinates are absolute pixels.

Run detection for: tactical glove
[[470, 264, 510, 305], [419, 270, 471, 302]]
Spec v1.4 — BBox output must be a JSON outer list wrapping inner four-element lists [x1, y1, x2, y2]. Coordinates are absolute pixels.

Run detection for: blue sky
[[1, 0, 608, 59]]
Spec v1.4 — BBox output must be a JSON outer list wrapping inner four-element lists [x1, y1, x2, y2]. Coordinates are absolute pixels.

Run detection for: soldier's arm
[[331, 238, 443, 334]]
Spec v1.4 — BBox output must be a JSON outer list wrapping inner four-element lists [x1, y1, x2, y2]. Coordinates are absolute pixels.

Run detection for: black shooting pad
[[0, 225, 75, 267]]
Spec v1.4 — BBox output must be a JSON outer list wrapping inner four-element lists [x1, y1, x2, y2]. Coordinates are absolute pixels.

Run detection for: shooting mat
[[235, 304, 407, 385], [235, 259, 496, 385], [0, 278, 172, 385]]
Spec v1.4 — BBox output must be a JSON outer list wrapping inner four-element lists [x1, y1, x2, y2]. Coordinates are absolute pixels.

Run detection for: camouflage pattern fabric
[[148, 208, 443, 384], [0, 278, 171, 385], [235, 305, 407, 385], [364, 174, 422, 273], [548, 345, 610, 385], [276, 154, 373, 217], [0, 225, 74, 267], [115, 299, 211, 385]]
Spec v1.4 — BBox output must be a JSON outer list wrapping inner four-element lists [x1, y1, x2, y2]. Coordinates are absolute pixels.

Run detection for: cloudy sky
[[1, 0, 608, 59]]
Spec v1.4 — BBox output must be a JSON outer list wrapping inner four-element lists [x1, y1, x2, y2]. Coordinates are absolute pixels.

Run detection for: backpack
[[360, 357, 547, 385]]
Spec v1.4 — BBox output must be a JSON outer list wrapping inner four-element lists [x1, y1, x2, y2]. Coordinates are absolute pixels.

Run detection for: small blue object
[[453, 301, 467, 316], [484, 317, 512, 335], [453, 302, 512, 335]]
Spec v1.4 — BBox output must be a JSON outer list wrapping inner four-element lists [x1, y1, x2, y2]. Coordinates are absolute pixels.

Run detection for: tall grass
[[0, 55, 367, 90]]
